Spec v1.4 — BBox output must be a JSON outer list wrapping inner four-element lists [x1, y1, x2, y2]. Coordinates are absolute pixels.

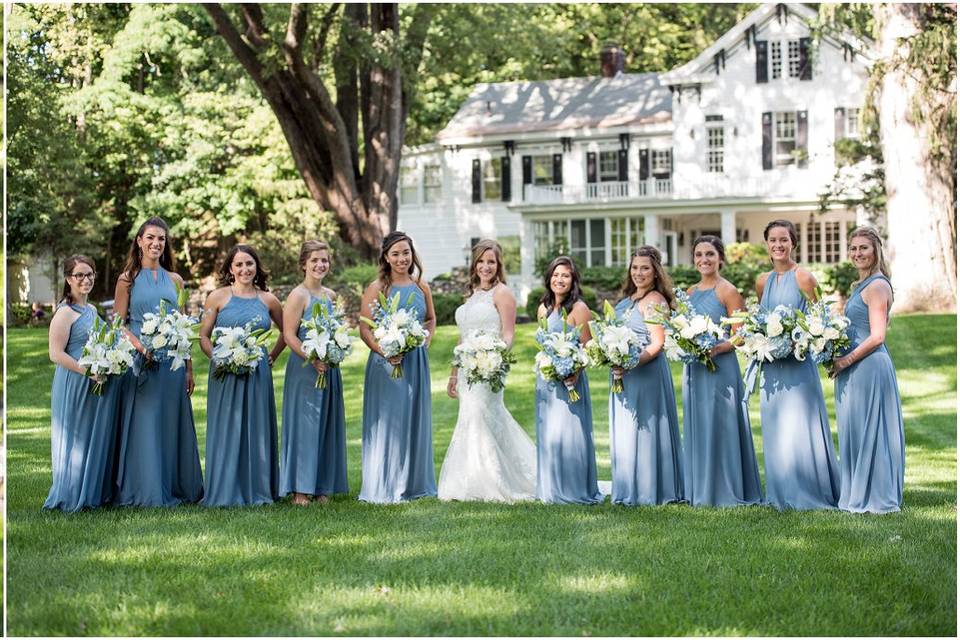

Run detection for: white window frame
[[845, 108, 860, 139], [770, 41, 782, 80], [598, 150, 619, 182], [774, 112, 797, 166], [707, 126, 724, 173], [482, 158, 502, 201], [423, 165, 442, 203], [532, 155, 554, 186], [399, 168, 419, 205], [788, 40, 801, 78], [651, 149, 672, 175]]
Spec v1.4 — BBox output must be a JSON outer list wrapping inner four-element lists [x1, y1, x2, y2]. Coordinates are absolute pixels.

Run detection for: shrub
[[580, 266, 624, 291], [524, 286, 597, 320], [666, 264, 699, 291], [533, 237, 582, 277], [10, 303, 32, 326], [328, 262, 379, 318], [824, 261, 858, 297], [725, 242, 769, 269], [723, 262, 764, 300], [432, 292, 463, 326]]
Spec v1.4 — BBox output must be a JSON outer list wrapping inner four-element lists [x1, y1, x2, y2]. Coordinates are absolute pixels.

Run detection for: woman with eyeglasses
[[44, 256, 123, 511], [114, 217, 204, 507]]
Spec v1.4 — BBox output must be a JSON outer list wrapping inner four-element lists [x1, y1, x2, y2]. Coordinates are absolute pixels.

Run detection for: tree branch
[[312, 3, 343, 69], [204, 4, 266, 85], [240, 3, 271, 49], [286, 3, 308, 54]]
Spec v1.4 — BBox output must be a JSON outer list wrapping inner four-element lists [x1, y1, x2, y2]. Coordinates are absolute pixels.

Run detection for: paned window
[[482, 159, 502, 201], [806, 221, 823, 262], [599, 151, 620, 182], [424, 165, 442, 203], [651, 150, 672, 175], [788, 40, 801, 77], [770, 41, 782, 79], [400, 169, 418, 205], [846, 108, 860, 138], [707, 127, 724, 173], [610, 218, 644, 266], [775, 112, 797, 166], [532, 155, 554, 186]]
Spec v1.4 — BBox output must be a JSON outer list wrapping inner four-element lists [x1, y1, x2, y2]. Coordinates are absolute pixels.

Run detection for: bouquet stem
[[390, 363, 404, 379], [315, 371, 327, 390], [564, 382, 580, 403], [90, 380, 105, 396], [611, 373, 624, 394]]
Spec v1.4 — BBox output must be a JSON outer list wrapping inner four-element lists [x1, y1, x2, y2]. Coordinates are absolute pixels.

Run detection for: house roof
[[435, 72, 672, 142]]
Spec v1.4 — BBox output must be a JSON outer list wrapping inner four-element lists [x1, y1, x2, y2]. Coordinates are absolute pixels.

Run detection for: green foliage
[[431, 293, 463, 326], [824, 261, 859, 297], [580, 266, 624, 291], [533, 237, 576, 278], [9, 304, 33, 326], [524, 286, 597, 319], [328, 262, 380, 317], [666, 264, 700, 291], [725, 242, 769, 269]]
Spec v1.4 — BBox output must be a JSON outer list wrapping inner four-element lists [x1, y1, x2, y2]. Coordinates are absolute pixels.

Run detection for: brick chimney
[[600, 43, 625, 78]]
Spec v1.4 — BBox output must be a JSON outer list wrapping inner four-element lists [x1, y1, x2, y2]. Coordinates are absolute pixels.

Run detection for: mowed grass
[[6, 314, 956, 636]]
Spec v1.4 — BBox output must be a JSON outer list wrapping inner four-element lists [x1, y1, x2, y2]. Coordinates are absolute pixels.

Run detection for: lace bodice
[[455, 288, 502, 336]]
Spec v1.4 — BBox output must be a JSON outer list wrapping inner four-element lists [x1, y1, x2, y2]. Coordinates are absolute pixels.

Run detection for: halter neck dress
[[682, 286, 762, 507], [608, 297, 684, 505], [116, 268, 203, 507], [834, 274, 904, 513], [359, 283, 437, 503], [280, 294, 348, 498], [44, 303, 123, 511], [758, 268, 840, 510]]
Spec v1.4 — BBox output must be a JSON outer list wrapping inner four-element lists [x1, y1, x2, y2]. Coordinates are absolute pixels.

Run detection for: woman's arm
[[710, 281, 746, 357], [420, 282, 437, 348], [114, 273, 147, 355], [265, 293, 286, 364], [796, 268, 820, 302], [493, 284, 518, 349], [637, 294, 667, 365], [198, 290, 224, 359], [833, 280, 892, 373], [568, 301, 592, 345], [755, 272, 769, 302], [48, 307, 86, 375]]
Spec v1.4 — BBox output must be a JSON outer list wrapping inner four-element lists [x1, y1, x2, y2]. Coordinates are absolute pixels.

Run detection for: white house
[[397, 3, 871, 303]]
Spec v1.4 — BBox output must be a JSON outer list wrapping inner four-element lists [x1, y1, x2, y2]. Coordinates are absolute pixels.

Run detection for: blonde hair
[[849, 225, 891, 281], [468, 239, 506, 294]]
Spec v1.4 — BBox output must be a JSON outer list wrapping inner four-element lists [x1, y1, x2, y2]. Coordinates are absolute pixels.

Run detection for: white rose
[[766, 314, 783, 337], [151, 334, 169, 350]]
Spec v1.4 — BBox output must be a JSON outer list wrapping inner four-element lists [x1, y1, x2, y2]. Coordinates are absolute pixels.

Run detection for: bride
[[438, 239, 537, 502]]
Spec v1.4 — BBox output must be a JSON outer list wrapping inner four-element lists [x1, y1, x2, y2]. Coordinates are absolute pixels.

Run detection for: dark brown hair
[[217, 244, 270, 291], [469, 239, 507, 294], [763, 219, 799, 255], [60, 255, 97, 306], [620, 245, 676, 309], [298, 240, 331, 276], [121, 217, 175, 289], [691, 235, 726, 270], [539, 256, 583, 315], [378, 231, 423, 289]]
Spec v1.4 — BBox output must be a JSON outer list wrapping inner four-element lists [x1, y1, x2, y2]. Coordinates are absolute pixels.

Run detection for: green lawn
[[6, 314, 957, 636]]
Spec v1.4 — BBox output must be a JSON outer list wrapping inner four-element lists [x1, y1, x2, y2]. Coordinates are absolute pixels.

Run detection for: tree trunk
[[877, 3, 957, 312]]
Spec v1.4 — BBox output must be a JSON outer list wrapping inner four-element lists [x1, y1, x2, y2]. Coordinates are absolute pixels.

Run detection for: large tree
[[204, 3, 434, 258]]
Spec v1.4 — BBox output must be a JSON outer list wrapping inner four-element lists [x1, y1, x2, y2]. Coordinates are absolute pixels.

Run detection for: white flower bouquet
[[534, 308, 590, 402], [452, 329, 517, 393], [139, 286, 197, 371], [648, 288, 726, 372], [77, 315, 137, 395], [359, 290, 429, 379], [300, 299, 355, 389], [210, 319, 273, 381], [794, 298, 852, 367], [585, 300, 647, 393], [723, 303, 799, 364]]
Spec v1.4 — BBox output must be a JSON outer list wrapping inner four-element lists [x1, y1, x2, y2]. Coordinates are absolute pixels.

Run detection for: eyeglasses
[[71, 273, 96, 282]]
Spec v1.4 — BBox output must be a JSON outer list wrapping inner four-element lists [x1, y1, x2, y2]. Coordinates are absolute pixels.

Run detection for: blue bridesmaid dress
[[44, 304, 123, 512], [359, 283, 436, 503], [835, 274, 905, 513], [759, 269, 840, 510], [116, 268, 203, 507], [204, 294, 279, 506], [608, 298, 684, 505], [682, 287, 763, 507], [535, 309, 602, 505], [280, 295, 349, 498]]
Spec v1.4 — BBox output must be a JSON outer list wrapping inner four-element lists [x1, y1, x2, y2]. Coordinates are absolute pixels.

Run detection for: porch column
[[721, 209, 737, 245], [519, 217, 536, 305], [644, 213, 660, 249]]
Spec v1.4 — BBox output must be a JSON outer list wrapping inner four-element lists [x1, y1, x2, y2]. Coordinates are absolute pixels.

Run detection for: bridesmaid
[[358, 231, 437, 503], [609, 246, 684, 506], [280, 240, 349, 505], [683, 236, 763, 507], [535, 256, 602, 505], [832, 227, 905, 513], [114, 217, 203, 507], [755, 219, 840, 510], [199, 244, 286, 507], [44, 256, 122, 511]]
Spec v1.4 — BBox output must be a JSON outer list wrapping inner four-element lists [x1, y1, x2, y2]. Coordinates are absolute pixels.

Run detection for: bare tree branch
[[312, 2, 343, 69], [204, 4, 265, 85]]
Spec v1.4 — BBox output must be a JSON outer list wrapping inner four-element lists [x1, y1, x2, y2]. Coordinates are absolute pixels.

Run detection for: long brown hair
[[377, 231, 423, 289], [849, 225, 892, 281], [60, 255, 97, 306], [121, 217, 176, 288], [620, 245, 675, 309], [539, 256, 583, 315], [468, 239, 506, 295], [217, 244, 271, 291]]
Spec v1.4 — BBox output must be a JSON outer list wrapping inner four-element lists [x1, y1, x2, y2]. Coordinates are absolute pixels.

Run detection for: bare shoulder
[[261, 290, 282, 308], [363, 279, 383, 298], [492, 283, 516, 303], [285, 284, 308, 305], [643, 290, 667, 306], [716, 278, 740, 299], [323, 286, 338, 301], [755, 271, 771, 290], [863, 277, 893, 300], [795, 267, 818, 287], [168, 271, 185, 287], [536, 303, 547, 319], [417, 279, 433, 297], [206, 286, 231, 307]]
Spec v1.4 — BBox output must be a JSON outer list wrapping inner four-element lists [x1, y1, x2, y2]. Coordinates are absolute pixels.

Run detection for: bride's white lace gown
[[437, 287, 537, 502]]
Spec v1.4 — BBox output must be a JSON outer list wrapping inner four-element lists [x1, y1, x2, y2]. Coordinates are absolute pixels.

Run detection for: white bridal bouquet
[[300, 299, 355, 389], [360, 290, 429, 379], [585, 300, 646, 393], [77, 315, 137, 395], [534, 308, 590, 402], [723, 303, 800, 364], [139, 286, 197, 371], [210, 319, 273, 381], [452, 329, 517, 393], [648, 288, 726, 372], [795, 297, 852, 367]]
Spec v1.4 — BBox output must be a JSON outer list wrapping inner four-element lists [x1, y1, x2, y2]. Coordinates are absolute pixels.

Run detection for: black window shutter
[[796, 110, 808, 168], [639, 148, 650, 180], [471, 159, 482, 203], [834, 107, 846, 141], [755, 41, 768, 83], [522, 155, 532, 185], [761, 112, 773, 170], [586, 152, 597, 183], [617, 149, 628, 181], [500, 156, 511, 201], [799, 37, 812, 80], [552, 153, 563, 185], [668, 149, 674, 176]]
